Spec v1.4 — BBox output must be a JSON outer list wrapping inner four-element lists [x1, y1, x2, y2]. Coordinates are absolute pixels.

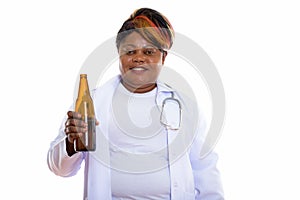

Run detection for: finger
[[67, 111, 82, 119], [95, 120, 100, 126], [65, 118, 87, 128], [67, 133, 83, 143], [64, 126, 87, 134]]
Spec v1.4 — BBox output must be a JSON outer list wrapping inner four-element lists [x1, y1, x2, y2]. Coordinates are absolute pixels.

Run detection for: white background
[[1, 0, 300, 199]]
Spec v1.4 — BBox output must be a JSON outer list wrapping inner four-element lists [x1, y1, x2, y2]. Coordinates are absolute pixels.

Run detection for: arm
[[47, 112, 85, 177], [189, 110, 224, 199], [190, 150, 224, 200]]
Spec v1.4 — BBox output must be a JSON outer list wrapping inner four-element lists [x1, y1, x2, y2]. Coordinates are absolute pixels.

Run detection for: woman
[[47, 8, 224, 200]]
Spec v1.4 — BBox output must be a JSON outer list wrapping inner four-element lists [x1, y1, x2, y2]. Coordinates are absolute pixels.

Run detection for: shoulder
[[157, 80, 202, 117], [91, 75, 121, 98]]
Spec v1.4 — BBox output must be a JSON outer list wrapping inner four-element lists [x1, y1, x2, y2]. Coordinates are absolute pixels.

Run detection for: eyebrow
[[120, 44, 158, 49]]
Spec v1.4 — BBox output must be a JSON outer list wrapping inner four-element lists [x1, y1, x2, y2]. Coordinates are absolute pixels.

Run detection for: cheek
[[154, 55, 163, 64], [148, 57, 161, 66], [119, 60, 124, 73], [119, 57, 129, 71]]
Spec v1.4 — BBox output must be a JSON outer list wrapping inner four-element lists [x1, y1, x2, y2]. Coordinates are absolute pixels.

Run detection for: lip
[[128, 66, 149, 74], [129, 66, 148, 71]]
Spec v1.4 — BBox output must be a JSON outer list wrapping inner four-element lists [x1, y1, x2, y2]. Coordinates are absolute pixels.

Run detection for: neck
[[121, 81, 156, 93]]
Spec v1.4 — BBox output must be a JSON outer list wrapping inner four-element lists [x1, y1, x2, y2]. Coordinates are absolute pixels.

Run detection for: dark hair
[[116, 8, 175, 51]]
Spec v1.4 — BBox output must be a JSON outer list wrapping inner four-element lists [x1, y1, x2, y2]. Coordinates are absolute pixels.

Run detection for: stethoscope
[[114, 80, 183, 132], [159, 91, 182, 131]]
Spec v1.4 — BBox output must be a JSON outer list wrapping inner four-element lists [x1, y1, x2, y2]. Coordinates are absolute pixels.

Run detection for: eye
[[126, 50, 135, 55], [144, 48, 157, 55]]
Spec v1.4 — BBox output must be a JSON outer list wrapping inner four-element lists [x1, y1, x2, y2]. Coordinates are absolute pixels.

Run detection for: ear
[[162, 51, 168, 65]]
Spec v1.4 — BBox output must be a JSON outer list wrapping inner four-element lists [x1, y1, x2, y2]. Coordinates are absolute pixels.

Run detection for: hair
[[116, 8, 175, 51]]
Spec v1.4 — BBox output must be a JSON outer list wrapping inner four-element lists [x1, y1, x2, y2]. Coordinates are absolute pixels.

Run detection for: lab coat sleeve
[[189, 111, 225, 200], [47, 114, 85, 177], [190, 150, 224, 200]]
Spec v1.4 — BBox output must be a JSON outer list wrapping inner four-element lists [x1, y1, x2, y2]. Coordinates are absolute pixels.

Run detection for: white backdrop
[[1, 0, 300, 199]]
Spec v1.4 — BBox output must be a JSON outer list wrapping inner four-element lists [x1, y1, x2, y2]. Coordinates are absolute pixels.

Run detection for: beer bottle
[[74, 74, 96, 151]]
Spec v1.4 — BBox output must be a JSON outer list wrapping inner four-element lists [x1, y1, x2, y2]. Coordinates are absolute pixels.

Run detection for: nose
[[132, 50, 145, 63]]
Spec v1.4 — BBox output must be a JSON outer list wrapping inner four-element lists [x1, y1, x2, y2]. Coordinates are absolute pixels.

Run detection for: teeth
[[131, 67, 145, 71]]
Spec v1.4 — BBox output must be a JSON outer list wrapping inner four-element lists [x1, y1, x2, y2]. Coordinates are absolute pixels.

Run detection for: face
[[118, 31, 167, 93]]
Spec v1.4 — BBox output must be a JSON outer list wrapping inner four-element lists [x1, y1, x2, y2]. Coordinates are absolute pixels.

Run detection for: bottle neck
[[77, 77, 90, 98]]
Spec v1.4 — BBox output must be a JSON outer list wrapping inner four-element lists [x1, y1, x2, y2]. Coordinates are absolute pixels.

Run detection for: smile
[[130, 67, 147, 71]]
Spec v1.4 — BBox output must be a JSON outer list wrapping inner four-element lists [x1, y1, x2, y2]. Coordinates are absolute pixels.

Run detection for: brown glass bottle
[[75, 74, 96, 151]]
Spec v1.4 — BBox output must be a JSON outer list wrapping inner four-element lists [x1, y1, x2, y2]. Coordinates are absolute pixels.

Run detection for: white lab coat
[[47, 75, 224, 200]]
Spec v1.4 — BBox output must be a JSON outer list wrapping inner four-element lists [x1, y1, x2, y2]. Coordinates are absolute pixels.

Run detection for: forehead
[[119, 31, 155, 48]]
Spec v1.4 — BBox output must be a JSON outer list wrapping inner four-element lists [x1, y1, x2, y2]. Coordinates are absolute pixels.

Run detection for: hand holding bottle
[[65, 74, 98, 155], [65, 111, 100, 142], [64, 111, 99, 156], [65, 111, 87, 144]]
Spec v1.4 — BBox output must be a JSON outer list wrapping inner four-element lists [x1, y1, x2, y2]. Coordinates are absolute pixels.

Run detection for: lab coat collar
[[110, 75, 174, 91], [156, 80, 176, 108], [108, 75, 176, 107]]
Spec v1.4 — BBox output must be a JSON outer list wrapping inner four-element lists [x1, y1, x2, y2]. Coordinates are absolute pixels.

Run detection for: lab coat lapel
[[84, 76, 122, 200]]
